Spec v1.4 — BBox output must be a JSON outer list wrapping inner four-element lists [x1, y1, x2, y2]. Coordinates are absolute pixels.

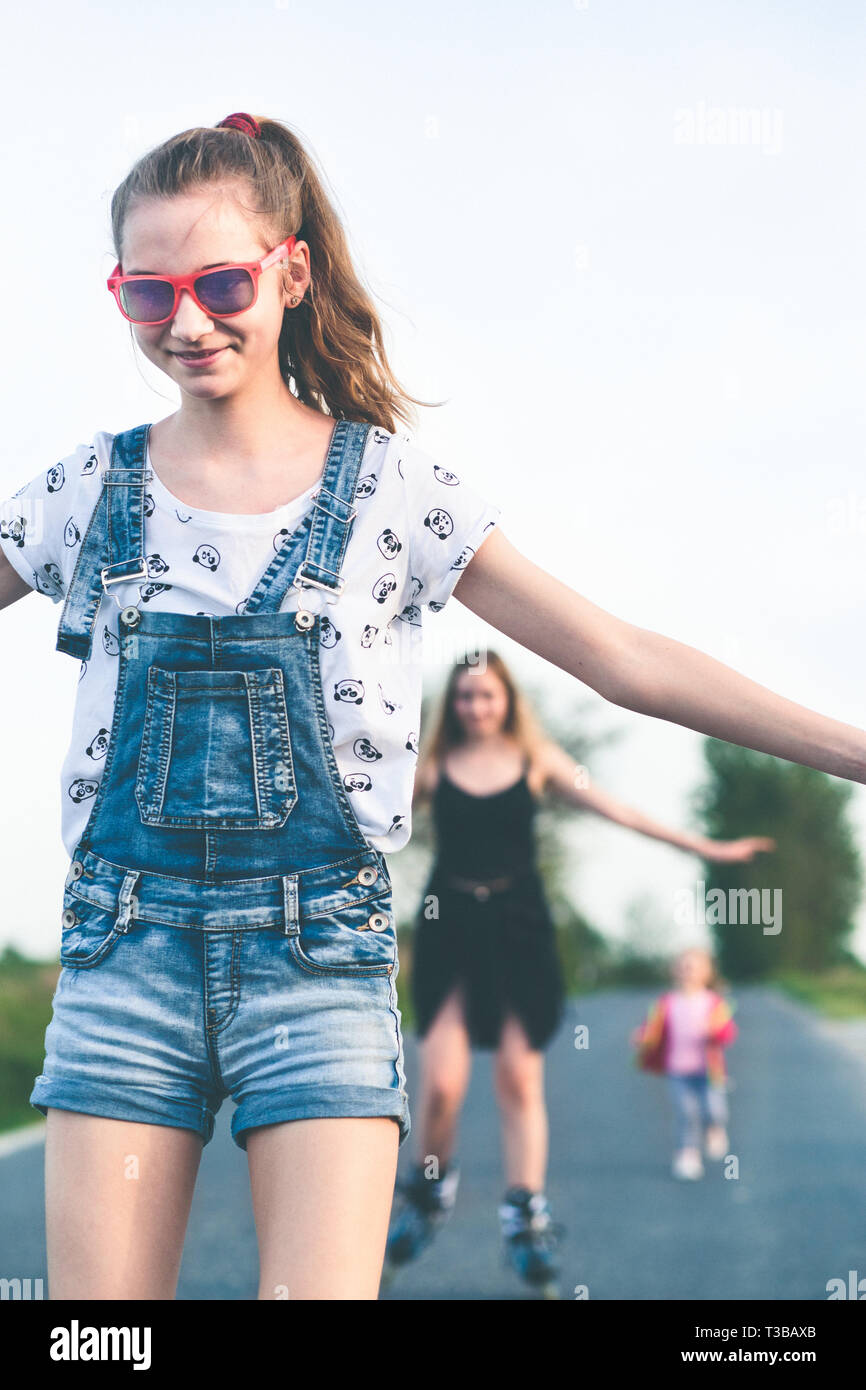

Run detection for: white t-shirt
[[0, 425, 502, 859]]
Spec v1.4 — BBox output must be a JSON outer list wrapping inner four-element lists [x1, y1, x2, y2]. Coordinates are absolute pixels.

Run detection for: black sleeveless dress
[[411, 760, 566, 1050]]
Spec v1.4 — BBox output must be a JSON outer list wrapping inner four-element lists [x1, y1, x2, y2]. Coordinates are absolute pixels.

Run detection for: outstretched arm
[[453, 530, 866, 785], [535, 740, 775, 863]]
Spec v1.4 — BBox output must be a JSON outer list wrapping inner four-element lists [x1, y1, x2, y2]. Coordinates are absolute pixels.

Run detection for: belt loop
[[282, 874, 299, 937], [115, 870, 141, 933]]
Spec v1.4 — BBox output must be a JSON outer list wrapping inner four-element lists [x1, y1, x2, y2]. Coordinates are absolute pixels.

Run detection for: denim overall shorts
[[30, 419, 410, 1149]]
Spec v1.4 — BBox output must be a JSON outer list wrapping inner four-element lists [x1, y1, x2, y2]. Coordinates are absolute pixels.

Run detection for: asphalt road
[[2, 986, 865, 1300]]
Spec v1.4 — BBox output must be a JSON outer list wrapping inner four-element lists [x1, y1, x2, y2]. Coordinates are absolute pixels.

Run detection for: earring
[[290, 295, 300, 306]]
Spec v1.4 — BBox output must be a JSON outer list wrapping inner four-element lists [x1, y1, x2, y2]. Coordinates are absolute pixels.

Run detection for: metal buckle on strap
[[292, 564, 345, 601], [311, 486, 357, 525], [100, 559, 149, 612], [101, 560, 148, 589]]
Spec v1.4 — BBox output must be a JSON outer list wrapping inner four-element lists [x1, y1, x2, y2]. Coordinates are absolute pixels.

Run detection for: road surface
[[2, 986, 864, 1300]]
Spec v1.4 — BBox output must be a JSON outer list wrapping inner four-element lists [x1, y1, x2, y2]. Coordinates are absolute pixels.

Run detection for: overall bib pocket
[[60, 888, 127, 970], [135, 665, 297, 830], [289, 872, 396, 977]]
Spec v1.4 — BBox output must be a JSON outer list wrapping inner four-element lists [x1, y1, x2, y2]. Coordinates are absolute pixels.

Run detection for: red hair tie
[[217, 112, 261, 139]]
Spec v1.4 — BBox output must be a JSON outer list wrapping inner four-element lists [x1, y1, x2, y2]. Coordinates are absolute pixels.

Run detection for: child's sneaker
[[705, 1126, 729, 1161], [672, 1147, 704, 1180]]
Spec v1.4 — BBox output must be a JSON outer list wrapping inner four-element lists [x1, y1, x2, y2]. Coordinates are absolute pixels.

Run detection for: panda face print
[[378, 684, 402, 716], [34, 566, 64, 600], [450, 544, 476, 572], [424, 508, 453, 541], [395, 604, 421, 627], [386, 814, 405, 835], [334, 678, 364, 705], [193, 543, 220, 572], [102, 626, 119, 657], [86, 727, 110, 760], [372, 427, 389, 446], [406, 731, 419, 755], [355, 473, 378, 500], [68, 778, 98, 803], [433, 465, 460, 486], [143, 493, 155, 518], [78, 660, 87, 682], [139, 581, 172, 603], [81, 450, 99, 476], [344, 771, 372, 793], [236, 598, 249, 615], [273, 527, 296, 553], [360, 624, 378, 648], [396, 457, 404, 480], [46, 463, 65, 493], [376, 528, 402, 560], [372, 574, 397, 605], [429, 601, 445, 613], [353, 737, 382, 763], [0, 515, 26, 547], [63, 517, 81, 548], [409, 575, 423, 601], [319, 617, 341, 649], [146, 553, 170, 577], [174, 508, 193, 524], [327, 720, 335, 742], [196, 611, 217, 618]]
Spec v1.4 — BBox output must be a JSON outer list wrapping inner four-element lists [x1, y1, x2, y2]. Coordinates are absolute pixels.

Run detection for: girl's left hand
[[703, 836, 776, 863]]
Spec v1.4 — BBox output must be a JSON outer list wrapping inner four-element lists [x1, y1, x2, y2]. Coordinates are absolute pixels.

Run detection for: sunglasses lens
[[119, 279, 175, 323], [195, 267, 255, 315]]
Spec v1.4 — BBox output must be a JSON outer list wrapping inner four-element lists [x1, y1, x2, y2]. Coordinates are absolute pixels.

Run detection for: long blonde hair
[[415, 652, 553, 800], [109, 114, 435, 432]]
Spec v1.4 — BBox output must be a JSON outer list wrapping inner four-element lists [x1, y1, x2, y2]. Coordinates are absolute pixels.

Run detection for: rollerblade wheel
[[538, 1280, 561, 1300]]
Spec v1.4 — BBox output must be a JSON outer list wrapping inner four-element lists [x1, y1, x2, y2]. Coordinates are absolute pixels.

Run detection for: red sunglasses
[[106, 236, 297, 324]]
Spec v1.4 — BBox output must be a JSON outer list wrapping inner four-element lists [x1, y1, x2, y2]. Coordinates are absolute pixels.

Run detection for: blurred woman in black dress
[[385, 651, 773, 1294]]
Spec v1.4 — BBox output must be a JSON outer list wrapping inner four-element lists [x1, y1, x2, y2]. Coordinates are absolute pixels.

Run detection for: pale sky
[[1, 1, 864, 962]]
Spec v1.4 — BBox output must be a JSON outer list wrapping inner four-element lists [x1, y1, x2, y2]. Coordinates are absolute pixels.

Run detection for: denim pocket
[[60, 888, 125, 970], [289, 875, 396, 977], [135, 665, 297, 830]]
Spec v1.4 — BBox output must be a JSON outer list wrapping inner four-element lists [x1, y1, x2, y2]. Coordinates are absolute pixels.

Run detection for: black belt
[[445, 873, 515, 902]]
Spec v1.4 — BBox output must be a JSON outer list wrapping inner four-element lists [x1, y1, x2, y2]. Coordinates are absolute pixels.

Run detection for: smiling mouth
[[173, 347, 228, 359]]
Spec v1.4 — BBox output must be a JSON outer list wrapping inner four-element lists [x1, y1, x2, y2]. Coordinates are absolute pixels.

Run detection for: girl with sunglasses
[[0, 111, 863, 1302]]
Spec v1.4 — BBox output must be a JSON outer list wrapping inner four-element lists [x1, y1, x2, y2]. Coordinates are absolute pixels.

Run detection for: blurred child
[[632, 948, 738, 1180]]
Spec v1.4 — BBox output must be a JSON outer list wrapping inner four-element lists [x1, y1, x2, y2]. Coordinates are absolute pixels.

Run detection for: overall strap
[[55, 425, 152, 661], [244, 419, 372, 615]]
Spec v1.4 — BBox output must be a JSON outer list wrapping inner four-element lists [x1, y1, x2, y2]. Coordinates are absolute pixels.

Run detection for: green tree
[[691, 739, 862, 979]]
